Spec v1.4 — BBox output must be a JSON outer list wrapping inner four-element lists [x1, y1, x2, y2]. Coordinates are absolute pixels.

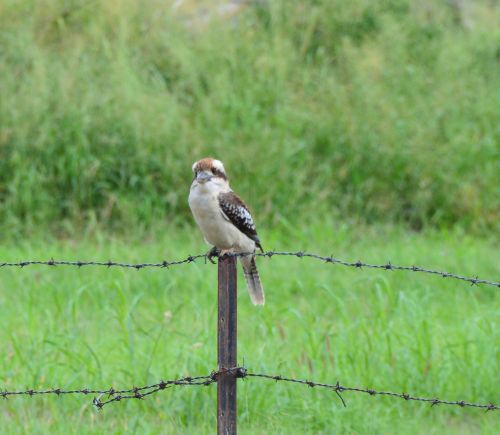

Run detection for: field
[[0, 224, 498, 433], [0, 0, 499, 433]]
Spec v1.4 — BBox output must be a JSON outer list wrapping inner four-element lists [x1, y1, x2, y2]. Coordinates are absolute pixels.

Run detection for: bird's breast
[[189, 186, 253, 251]]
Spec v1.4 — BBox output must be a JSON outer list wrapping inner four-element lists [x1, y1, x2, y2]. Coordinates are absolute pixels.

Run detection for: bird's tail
[[240, 255, 265, 305]]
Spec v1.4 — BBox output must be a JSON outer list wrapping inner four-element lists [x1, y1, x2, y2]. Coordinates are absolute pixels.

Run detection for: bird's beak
[[196, 171, 213, 184]]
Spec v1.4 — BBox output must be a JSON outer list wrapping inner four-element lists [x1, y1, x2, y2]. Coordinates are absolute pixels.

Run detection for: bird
[[188, 157, 265, 305]]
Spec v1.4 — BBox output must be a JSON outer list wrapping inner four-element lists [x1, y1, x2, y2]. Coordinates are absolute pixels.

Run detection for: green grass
[[0, 1, 499, 431], [1, 0, 499, 233], [0, 224, 498, 433]]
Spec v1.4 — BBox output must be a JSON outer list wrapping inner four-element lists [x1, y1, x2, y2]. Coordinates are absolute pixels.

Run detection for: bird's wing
[[218, 191, 263, 251]]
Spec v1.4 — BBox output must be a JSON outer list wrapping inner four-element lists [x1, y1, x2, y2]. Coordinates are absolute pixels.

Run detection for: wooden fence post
[[217, 254, 238, 435]]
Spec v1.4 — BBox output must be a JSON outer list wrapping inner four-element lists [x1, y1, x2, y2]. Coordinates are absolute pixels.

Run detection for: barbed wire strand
[[244, 370, 499, 411], [1, 368, 497, 411], [0, 251, 498, 288], [0, 374, 215, 409], [0, 254, 208, 270]]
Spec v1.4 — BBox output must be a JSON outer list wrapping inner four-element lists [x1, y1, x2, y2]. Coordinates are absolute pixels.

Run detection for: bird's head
[[191, 157, 228, 187]]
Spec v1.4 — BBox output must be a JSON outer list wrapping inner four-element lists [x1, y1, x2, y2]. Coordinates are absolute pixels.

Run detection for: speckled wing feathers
[[218, 191, 263, 251]]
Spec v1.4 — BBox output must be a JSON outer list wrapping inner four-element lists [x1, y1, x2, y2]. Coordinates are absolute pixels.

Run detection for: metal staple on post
[[217, 255, 238, 435]]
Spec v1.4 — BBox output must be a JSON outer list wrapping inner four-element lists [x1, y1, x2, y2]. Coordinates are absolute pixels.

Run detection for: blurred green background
[[1, 0, 498, 236], [0, 1, 499, 434]]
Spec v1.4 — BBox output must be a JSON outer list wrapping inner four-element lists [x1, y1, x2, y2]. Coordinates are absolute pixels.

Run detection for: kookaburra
[[188, 157, 265, 305]]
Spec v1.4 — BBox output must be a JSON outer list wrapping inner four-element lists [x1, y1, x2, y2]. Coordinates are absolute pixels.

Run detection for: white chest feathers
[[188, 182, 254, 251]]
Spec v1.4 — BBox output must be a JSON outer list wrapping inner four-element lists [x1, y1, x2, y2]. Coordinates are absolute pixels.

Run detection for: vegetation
[[1, 0, 499, 235], [0, 225, 498, 433], [0, 1, 498, 433]]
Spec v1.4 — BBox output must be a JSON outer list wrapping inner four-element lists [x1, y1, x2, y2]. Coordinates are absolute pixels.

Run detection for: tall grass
[[1, 0, 499, 234]]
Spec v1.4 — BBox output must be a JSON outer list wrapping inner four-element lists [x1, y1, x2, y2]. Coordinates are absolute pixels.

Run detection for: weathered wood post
[[217, 254, 238, 435]]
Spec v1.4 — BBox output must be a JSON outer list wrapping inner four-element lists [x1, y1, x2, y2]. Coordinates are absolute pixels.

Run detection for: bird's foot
[[206, 246, 220, 264]]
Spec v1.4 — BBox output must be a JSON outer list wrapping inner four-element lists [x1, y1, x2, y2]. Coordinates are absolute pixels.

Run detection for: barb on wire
[[1, 368, 498, 411], [1, 251, 498, 288]]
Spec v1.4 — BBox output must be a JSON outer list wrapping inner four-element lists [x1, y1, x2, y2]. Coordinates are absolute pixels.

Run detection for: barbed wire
[[0, 254, 208, 270], [253, 251, 500, 288], [1, 368, 497, 411], [0, 374, 215, 409], [243, 370, 499, 411], [0, 251, 498, 288]]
